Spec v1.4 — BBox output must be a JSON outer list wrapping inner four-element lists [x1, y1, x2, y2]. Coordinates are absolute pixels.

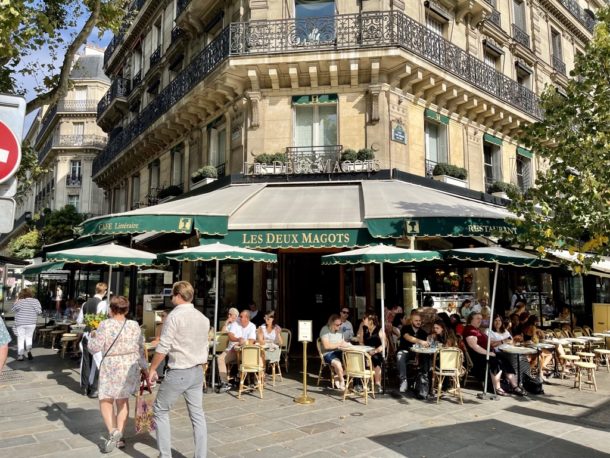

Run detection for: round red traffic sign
[[0, 120, 21, 184]]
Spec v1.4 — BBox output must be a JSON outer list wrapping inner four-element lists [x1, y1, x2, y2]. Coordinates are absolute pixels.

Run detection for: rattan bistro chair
[[280, 328, 292, 372], [433, 347, 464, 404], [342, 350, 375, 405], [238, 345, 265, 399], [316, 337, 335, 387], [265, 345, 283, 386]]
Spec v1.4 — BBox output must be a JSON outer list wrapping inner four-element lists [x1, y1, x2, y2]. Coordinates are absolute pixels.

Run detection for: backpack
[[522, 374, 544, 395]]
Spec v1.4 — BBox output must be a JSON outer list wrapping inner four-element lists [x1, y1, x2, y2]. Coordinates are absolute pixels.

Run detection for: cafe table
[[498, 344, 537, 385], [527, 342, 557, 378]]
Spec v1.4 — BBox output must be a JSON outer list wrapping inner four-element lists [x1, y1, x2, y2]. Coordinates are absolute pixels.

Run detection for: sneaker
[[17, 355, 24, 361], [399, 380, 408, 393], [102, 429, 122, 454], [27, 351, 33, 361], [217, 382, 231, 393]]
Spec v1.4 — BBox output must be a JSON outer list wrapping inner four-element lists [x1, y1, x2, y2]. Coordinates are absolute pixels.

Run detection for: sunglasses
[[341, 310, 349, 314]]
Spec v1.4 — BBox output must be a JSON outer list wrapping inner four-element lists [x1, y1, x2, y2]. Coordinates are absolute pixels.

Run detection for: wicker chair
[[433, 347, 464, 404], [342, 350, 375, 405], [238, 345, 265, 399], [280, 328, 292, 372], [265, 345, 283, 386], [316, 337, 336, 387]]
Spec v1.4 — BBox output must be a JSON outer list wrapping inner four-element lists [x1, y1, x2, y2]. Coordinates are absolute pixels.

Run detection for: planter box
[[256, 164, 286, 174], [433, 174, 467, 188], [190, 178, 216, 191], [491, 191, 510, 200]]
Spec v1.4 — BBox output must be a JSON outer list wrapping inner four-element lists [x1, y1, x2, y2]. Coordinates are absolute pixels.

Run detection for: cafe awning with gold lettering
[[79, 179, 518, 245]]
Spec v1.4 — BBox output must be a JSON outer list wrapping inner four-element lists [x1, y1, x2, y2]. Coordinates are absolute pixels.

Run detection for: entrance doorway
[[280, 252, 340, 339]]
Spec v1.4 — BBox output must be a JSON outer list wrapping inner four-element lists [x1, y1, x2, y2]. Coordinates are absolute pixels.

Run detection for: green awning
[[47, 244, 157, 267], [22, 262, 65, 275], [292, 94, 338, 105], [424, 108, 449, 125], [517, 146, 533, 159], [161, 242, 277, 263], [443, 247, 554, 268], [80, 215, 227, 237], [366, 217, 518, 238], [483, 133, 503, 146], [321, 245, 442, 265], [201, 229, 377, 249]]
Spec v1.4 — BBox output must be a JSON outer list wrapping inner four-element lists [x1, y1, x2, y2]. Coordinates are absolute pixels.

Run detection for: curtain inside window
[[295, 106, 314, 147], [171, 150, 183, 185], [318, 105, 337, 146]]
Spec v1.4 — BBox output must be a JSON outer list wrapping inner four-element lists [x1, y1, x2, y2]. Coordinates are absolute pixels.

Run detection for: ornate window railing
[[39, 135, 107, 163], [171, 26, 185, 44], [97, 77, 130, 118], [177, 0, 191, 18], [512, 23, 530, 48], [557, 0, 595, 32], [150, 46, 162, 68], [285, 145, 343, 163], [38, 137, 53, 162], [552, 54, 566, 75], [58, 99, 98, 112], [66, 175, 83, 187], [483, 0, 501, 27], [103, 0, 149, 67], [93, 11, 543, 176]]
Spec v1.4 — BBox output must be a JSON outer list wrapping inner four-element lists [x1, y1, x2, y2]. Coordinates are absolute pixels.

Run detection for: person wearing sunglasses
[[339, 308, 354, 342]]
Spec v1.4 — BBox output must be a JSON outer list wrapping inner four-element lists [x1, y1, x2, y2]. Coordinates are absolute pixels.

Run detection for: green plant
[[254, 153, 274, 164], [432, 163, 468, 180], [341, 149, 358, 161], [191, 166, 218, 183], [272, 152, 287, 163], [157, 185, 183, 199], [357, 148, 375, 160], [489, 181, 521, 195]]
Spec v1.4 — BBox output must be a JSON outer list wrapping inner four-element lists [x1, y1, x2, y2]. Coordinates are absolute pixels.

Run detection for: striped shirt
[[11, 298, 42, 327]]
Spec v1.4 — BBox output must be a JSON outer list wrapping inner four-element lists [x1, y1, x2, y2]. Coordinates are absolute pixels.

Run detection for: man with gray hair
[[149, 281, 209, 458], [217, 309, 256, 392]]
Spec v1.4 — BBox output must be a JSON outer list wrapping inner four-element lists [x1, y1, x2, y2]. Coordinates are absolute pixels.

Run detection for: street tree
[[8, 229, 40, 259], [508, 7, 610, 273]]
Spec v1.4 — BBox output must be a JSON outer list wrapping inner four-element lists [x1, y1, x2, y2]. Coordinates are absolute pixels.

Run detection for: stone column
[[365, 84, 390, 169]]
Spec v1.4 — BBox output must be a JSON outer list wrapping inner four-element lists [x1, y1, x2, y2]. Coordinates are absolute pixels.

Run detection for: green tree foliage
[[0, 0, 129, 113], [14, 143, 48, 202], [8, 229, 41, 259], [508, 7, 610, 273], [43, 205, 85, 244]]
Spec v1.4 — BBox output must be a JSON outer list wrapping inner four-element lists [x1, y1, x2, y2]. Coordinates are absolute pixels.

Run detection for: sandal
[[495, 388, 508, 396], [512, 386, 525, 396]]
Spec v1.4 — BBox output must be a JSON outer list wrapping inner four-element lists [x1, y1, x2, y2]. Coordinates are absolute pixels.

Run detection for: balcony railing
[[483, 0, 501, 27], [552, 54, 566, 75], [93, 12, 543, 176], [58, 99, 98, 112], [150, 46, 161, 68], [36, 104, 58, 144], [558, 0, 596, 33], [39, 135, 107, 162], [66, 175, 83, 187], [177, 0, 191, 18], [97, 77, 130, 118], [512, 24, 530, 48], [286, 145, 342, 163], [171, 26, 185, 44], [103, 0, 149, 67]]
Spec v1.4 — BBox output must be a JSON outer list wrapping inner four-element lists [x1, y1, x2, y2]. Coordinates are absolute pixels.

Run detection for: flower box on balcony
[[190, 178, 216, 190], [433, 175, 468, 188], [432, 163, 468, 188]]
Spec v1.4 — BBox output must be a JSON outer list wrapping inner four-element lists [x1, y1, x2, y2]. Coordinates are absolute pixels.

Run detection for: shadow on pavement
[[368, 418, 610, 457]]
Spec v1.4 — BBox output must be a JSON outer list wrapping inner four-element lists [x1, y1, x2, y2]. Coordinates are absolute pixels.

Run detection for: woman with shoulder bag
[[88, 296, 148, 453]]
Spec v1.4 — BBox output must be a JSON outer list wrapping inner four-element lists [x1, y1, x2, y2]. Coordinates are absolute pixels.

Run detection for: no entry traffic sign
[[0, 120, 21, 184]]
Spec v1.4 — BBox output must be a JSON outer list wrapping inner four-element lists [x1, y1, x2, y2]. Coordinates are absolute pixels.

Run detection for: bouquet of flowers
[[84, 313, 107, 330]]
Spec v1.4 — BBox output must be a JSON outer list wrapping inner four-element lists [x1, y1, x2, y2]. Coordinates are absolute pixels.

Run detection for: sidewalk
[[1, 343, 610, 457]]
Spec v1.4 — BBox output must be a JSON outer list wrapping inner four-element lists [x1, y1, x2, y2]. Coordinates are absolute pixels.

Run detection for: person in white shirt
[[486, 314, 513, 351], [217, 308, 256, 391], [339, 307, 354, 341]]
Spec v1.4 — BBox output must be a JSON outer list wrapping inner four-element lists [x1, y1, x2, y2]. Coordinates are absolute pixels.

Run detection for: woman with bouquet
[[88, 296, 148, 453]]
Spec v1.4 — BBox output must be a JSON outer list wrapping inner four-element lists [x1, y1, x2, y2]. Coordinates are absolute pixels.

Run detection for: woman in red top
[[463, 313, 523, 396]]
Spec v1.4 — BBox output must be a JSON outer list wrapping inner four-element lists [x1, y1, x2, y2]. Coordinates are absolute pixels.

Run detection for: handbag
[[135, 374, 156, 434]]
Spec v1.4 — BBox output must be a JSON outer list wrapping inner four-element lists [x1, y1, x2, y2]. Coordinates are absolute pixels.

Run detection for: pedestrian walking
[[11, 288, 42, 361], [77, 282, 109, 398], [148, 281, 209, 458], [0, 316, 11, 372], [88, 296, 148, 453]]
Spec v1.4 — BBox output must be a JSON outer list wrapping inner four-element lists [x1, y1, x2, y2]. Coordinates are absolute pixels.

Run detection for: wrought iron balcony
[[36, 105, 58, 144], [286, 145, 342, 164], [39, 135, 107, 163], [103, 0, 149, 67], [66, 175, 83, 187], [93, 11, 543, 177], [552, 54, 566, 76], [177, 0, 191, 18], [97, 77, 129, 119], [171, 26, 185, 44], [483, 0, 501, 27], [558, 0, 596, 33], [512, 24, 530, 48], [150, 46, 161, 68]]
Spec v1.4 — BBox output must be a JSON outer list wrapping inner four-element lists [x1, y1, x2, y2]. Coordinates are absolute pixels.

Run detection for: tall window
[[131, 174, 140, 208], [67, 195, 80, 212], [516, 155, 531, 192], [149, 160, 160, 193], [153, 19, 162, 49], [171, 146, 184, 186], [513, 0, 526, 30], [70, 160, 81, 179], [484, 143, 501, 190], [73, 122, 84, 145], [208, 126, 226, 176], [551, 29, 562, 59], [295, 0, 335, 44], [424, 120, 448, 175], [75, 87, 87, 103], [426, 15, 444, 36], [294, 95, 337, 148], [484, 51, 498, 70]]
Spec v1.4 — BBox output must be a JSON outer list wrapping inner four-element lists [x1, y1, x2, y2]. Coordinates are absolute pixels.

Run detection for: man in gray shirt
[[149, 281, 209, 458]]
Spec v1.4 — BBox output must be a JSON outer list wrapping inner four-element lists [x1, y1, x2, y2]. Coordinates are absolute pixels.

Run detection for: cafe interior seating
[[342, 349, 375, 405]]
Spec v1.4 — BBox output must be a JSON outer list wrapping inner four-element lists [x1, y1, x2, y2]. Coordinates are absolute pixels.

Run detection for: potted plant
[[157, 184, 183, 200], [341, 149, 358, 162], [432, 163, 468, 188], [357, 148, 375, 161], [254, 152, 286, 174], [488, 181, 520, 199], [191, 165, 218, 189]]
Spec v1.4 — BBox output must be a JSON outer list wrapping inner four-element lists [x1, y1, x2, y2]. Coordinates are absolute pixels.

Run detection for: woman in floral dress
[[88, 296, 148, 453]]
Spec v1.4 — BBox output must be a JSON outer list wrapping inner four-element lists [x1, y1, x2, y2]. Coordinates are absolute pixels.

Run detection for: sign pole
[[294, 320, 314, 405]]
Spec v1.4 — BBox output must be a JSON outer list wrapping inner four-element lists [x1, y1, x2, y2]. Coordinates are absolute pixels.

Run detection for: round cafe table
[[409, 345, 441, 398], [498, 344, 537, 385]]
